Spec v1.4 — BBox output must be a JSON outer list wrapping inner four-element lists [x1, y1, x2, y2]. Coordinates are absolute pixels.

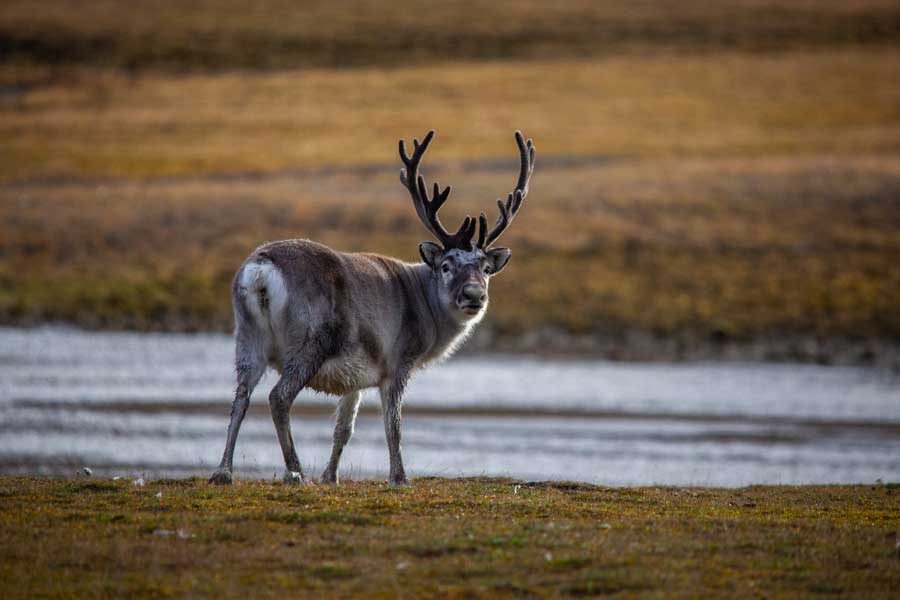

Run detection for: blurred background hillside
[[2, 0, 899, 363]]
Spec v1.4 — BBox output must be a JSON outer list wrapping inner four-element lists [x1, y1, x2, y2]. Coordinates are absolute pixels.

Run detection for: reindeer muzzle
[[457, 283, 486, 313]]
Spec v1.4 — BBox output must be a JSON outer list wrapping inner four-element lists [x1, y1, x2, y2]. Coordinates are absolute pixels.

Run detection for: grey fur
[[209, 131, 534, 486], [321, 391, 362, 484]]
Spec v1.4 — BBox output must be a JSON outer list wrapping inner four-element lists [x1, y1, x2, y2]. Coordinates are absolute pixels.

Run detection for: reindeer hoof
[[389, 477, 410, 488], [320, 469, 339, 485], [282, 471, 305, 485], [209, 469, 233, 485]]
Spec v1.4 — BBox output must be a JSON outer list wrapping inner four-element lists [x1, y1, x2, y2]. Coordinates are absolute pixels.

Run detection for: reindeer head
[[399, 130, 535, 322]]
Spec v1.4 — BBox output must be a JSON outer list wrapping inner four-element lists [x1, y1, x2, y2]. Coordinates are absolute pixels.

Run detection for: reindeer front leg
[[379, 372, 410, 486], [321, 390, 363, 484]]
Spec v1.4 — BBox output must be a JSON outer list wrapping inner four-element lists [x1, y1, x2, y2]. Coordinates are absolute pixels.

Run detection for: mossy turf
[[0, 477, 897, 598]]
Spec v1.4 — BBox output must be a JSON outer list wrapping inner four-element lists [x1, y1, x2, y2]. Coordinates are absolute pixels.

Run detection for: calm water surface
[[1, 327, 898, 486]]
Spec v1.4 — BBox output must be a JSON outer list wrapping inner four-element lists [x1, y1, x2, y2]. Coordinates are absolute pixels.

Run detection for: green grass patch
[[0, 477, 897, 598], [262, 510, 376, 527]]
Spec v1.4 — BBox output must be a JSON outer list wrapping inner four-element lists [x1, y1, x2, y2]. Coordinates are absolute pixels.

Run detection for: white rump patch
[[239, 260, 288, 327]]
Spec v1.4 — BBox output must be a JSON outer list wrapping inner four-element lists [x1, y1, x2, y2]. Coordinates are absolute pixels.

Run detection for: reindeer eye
[[441, 263, 452, 274], [483, 265, 492, 275]]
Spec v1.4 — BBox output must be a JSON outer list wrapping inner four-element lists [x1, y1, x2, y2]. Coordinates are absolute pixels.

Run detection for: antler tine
[[482, 192, 515, 248], [477, 212, 488, 248], [399, 130, 434, 174], [479, 130, 535, 249], [415, 176, 452, 238], [399, 130, 476, 249], [399, 131, 435, 229], [449, 215, 475, 246], [514, 130, 536, 197]]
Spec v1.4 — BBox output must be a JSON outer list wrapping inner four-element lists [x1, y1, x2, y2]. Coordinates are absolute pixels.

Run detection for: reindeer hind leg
[[210, 325, 267, 484], [268, 327, 336, 485]]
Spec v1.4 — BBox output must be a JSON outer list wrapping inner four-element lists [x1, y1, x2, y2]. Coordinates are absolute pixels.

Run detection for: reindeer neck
[[407, 262, 475, 364]]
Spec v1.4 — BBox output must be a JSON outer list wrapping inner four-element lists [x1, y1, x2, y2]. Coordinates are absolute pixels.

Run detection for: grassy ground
[[0, 477, 897, 598], [2, 0, 899, 360], [4, 50, 900, 181], [3, 0, 898, 71], [4, 152, 899, 353]]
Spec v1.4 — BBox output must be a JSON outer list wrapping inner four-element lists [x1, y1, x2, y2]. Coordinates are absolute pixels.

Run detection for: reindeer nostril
[[461, 284, 485, 303]]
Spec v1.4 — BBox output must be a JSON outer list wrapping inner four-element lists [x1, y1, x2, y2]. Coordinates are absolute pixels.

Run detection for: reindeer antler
[[478, 131, 535, 249], [399, 130, 477, 250]]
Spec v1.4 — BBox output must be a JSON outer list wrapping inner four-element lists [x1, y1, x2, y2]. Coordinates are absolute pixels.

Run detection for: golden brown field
[[4, 50, 900, 181], [2, 0, 899, 361], [3, 0, 898, 71]]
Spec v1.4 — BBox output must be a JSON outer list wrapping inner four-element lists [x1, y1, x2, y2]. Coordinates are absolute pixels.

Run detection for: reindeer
[[209, 130, 535, 486]]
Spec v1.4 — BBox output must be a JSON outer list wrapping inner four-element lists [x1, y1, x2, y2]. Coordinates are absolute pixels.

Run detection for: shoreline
[[4, 320, 898, 370], [11, 398, 900, 431], [466, 326, 900, 370]]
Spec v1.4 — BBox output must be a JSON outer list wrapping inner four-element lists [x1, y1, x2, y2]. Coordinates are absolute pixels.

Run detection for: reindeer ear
[[486, 247, 511, 274], [419, 242, 443, 268]]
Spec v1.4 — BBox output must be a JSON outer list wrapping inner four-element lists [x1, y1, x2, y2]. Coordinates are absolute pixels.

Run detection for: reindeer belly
[[307, 353, 381, 396]]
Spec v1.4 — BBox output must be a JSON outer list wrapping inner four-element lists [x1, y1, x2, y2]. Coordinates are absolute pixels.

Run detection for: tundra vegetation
[[0, 477, 898, 598], [1, 0, 899, 361]]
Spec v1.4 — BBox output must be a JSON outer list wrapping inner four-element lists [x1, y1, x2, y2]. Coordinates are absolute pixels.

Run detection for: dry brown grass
[[2, 0, 897, 71], [3, 153, 898, 348], [3, 50, 899, 181], [2, 2, 899, 357]]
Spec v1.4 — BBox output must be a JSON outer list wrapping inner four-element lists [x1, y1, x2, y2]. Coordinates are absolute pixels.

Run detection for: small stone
[[153, 528, 192, 539], [283, 471, 303, 485]]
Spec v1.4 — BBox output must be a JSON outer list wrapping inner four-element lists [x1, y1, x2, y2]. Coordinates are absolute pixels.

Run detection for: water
[[1, 326, 898, 486]]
